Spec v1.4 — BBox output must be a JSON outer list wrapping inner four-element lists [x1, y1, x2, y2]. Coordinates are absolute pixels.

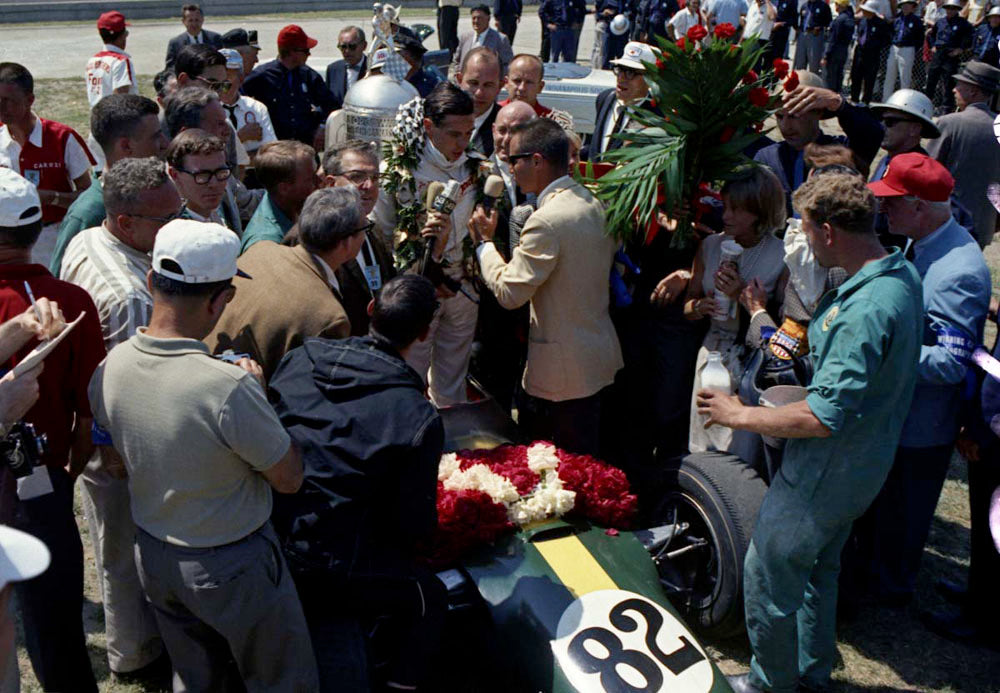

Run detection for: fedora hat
[[953, 61, 1000, 93]]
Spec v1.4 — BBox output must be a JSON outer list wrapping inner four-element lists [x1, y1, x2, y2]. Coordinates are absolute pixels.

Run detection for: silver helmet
[[870, 89, 940, 139]]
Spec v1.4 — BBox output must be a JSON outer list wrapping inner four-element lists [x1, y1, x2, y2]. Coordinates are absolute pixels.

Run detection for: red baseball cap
[[277, 25, 318, 51], [97, 11, 129, 32], [867, 152, 954, 202]]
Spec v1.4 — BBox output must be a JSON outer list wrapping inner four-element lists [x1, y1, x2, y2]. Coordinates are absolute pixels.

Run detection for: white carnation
[[526, 442, 560, 473], [443, 464, 521, 505], [438, 453, 460, 481]]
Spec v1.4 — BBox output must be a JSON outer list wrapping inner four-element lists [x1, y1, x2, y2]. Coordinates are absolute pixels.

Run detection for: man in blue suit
[[326, 26, 369, 111], [860, 153, 991, 607]]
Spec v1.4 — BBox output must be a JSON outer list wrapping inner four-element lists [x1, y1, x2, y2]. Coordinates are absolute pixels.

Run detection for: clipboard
[[12, 312, 85, 378]]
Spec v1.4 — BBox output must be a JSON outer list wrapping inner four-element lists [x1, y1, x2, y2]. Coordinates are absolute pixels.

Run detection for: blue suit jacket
[[325, 56, 368, 111], [900, 217, 992, 447]]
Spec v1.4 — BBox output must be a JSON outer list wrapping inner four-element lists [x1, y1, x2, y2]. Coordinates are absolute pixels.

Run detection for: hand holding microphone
[[470, 174, 505, 243], [421, 180, 459, 273]]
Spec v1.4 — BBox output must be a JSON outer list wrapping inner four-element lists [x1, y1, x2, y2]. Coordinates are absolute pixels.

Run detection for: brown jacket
[[208, 241, 350, 380]]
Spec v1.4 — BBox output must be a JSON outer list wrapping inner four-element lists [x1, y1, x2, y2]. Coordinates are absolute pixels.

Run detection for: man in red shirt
[[0, 63, 95, 264], [498, 53, 554, 117], [0, 168, 104, 691]]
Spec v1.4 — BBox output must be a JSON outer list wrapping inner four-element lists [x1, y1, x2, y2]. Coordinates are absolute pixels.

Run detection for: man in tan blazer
[[207, 187, 366, 380], [470, 118, 623, 456]]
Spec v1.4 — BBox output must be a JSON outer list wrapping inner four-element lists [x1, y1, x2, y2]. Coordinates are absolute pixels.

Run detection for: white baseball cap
[[610, 42, 659, 72], [859, 0, 883, 14], [0, 525, 50, 590], [218, 48, 244, 72], [0, 168, 42, 228], [152, 219, 250, 283]]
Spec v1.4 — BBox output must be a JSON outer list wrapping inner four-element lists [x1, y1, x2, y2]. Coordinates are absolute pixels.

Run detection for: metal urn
[[341, 74, 420, 144]]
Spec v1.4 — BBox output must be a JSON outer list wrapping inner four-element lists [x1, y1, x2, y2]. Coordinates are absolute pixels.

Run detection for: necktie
[[904, 241, 915, 261], [223, 104, 239, 129], [608, 104, 627, 151]]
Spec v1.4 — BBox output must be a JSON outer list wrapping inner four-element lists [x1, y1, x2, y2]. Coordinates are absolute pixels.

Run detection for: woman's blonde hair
[[721, 165, 787, 236]]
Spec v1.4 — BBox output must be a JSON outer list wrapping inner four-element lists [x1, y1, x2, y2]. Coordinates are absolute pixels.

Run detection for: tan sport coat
[[478, 176, 623, 402], [208, 241, 350, 380]]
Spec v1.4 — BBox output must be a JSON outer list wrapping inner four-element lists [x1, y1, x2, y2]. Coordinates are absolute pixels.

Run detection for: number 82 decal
[[552, 590, 714, 693]]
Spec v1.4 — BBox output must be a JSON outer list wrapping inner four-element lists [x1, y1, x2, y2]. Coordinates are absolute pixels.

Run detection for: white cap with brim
[[610, 41, 658, 72], [218, 48, 244, 72], [988, 6, 1000, 17], [152, 219, 250, 283], [860, 0, 883, 14], [0, 525, 50, 590], [941, 0, 961, 8], [0, 168, 42, 228]]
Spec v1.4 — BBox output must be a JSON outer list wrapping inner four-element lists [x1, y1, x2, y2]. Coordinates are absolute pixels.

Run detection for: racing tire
[[650, 452, 767, 640]]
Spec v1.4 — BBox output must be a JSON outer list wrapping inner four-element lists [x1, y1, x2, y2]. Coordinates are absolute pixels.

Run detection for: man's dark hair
[[103, 157, 172, 215], [424, 81, 475, 125], [298, 187, 362, 253], [370, 275, 438, 351], [174, 44, 225, 79], [470, 4, 491, 15], [91, 94, 160, 151], [0, 220, 42, 249], [154, 68, 176, 98], [255, 140, 316, 192], [510, 119, 569, 171], [163, 85, 218, 138], [0, 63, 33, 94], [322, 139, 377, 176], [165, 128, 225, 168], [182, 4, 202, 15], [151, 267, 231, 299], [99, 28, 127, 44]]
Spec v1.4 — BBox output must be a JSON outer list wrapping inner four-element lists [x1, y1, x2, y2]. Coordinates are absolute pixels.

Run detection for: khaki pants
[[406, 285, 479, 407]]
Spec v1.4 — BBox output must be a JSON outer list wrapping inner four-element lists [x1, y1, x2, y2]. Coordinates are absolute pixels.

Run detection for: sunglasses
[[127, 203, 188, 224], [338, 42, 359, 50], [508, 151, 537, 164], [194, 76, 233, 95], [177, 166, 232, 185]]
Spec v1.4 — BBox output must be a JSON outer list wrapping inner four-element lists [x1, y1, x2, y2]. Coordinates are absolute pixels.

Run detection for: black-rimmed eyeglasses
[[127, 203, 188, 224], [176, 166, 232, 185]]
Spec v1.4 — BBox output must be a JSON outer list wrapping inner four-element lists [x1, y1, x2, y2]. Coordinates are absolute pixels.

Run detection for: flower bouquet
[[426, 442, 638, 564], [588, 24, 796, 247]]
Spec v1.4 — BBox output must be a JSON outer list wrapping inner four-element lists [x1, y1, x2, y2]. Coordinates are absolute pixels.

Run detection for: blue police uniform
[[745, 249, 922, 693], [859, 217, 990, 604], [851, 14, 891, 103], [972, 21, 1000, 65], [631, 0, 679, 43], [770, 0, 798, 61], [883, 12, 925, 99], [795, 0, 832, 73], [241, 59, 339, 145], [925, 14, 974, 112], [823, 5, 855, 92]]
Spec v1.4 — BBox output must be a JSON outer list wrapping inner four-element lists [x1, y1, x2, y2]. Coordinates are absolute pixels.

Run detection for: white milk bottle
[[713, 239, 743, 320], [701, 351, 732, 394]]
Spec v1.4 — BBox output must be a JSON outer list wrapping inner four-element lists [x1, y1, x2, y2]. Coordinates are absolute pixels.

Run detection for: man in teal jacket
[[697, 171, 923, 693]]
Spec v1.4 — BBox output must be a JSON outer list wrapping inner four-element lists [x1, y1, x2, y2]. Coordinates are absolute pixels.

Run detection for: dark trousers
[[12, 467, 97, 693], [551, 28, 576, 62], [769, 25, 792, 62], [437, 5, 460, 57], [852, 443, 954, 601], [470, 295, 528, 413], [517, 387, 605, 457], [967, 443, 1000, 628], [294, 560, 447, 691], [825, 45, 849, 92], [850, 46, 881, 103], [603, 29, 629, 69], [540, 22, 551, 61], [925, 50, 961, 112], [498, 13, 518, 42]]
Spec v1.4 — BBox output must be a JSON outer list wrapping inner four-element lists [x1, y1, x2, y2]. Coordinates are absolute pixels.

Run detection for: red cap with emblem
[[867, 152, 954, 202], [277, 25, 318, 51], [97, 11, 130, 32]]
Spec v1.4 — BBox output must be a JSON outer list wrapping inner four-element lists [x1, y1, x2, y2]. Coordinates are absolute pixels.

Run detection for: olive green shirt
[[49, 173, 104, 275], [239, 191, 293, 254]]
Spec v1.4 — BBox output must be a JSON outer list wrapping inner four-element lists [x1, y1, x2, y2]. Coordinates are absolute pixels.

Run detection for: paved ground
[[0, 11, 602, 79]]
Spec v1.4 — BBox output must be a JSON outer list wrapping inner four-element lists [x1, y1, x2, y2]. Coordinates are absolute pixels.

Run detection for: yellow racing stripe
[[533, 534, 618, 597]]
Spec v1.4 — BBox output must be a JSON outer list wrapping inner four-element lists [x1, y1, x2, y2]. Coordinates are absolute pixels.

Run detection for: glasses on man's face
[[355, 221, 375, 236], [337, 169, 380, 186], [194, 76, 233, 95], [338, 42, 359, 51], [613, 66, 642, 79], [507, 152, 536, 165], [178, 167, 232, 185], [127, 203, 188, 224]]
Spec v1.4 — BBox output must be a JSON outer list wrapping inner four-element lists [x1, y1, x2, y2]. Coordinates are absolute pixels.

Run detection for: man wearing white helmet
[[972, 5, 1000, 65], [586, 41, 661, 161], [883, 0, 925, 101]]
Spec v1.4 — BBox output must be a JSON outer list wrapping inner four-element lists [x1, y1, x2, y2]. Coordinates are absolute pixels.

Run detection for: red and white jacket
[[85, 45, 138, 108]]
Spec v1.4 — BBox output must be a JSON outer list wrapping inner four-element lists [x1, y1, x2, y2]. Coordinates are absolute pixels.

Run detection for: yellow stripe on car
[[533, 534, 618, 597]]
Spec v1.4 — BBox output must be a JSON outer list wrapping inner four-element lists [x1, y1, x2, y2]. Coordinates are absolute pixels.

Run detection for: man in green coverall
[[697, 172, 923, 693]]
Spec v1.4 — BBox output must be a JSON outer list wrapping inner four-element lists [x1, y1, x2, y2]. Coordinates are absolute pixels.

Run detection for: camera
[[1, 422, 48, 479]]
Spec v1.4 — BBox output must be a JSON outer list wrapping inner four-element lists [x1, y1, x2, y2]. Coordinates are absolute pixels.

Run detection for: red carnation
[[713, 22, 736, 38], [676, 36, 687, 50], [773, 58, 790, 79], [686, 24, 708, 41], [747, 87, 770, 107], [783, 71, 800, 92], [753, 121, 765, 132], [719, 125, 736, 143], [650, 98, 658, 109], [742, 70, 758, 85], [655, 58, 665, 68]]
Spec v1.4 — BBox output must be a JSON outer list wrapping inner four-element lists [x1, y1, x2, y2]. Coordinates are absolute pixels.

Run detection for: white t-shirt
[[0, 116, 92, 182], [670, 9, 707, 38], [744, 0, 775, 39], [222, 96, 277, 153], [85, 45, 138, 108]]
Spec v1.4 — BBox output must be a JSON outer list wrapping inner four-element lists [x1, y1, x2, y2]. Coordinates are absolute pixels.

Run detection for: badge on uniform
[[23, 170, 40, 187], [821, 306, 839, 332], [363, 265, 382, 292]]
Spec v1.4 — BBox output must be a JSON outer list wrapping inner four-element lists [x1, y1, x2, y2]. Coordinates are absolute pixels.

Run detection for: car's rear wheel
[[650, 452, 767, 639]]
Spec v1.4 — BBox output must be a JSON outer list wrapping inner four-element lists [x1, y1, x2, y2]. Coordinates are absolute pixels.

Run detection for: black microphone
[[422, 180, 460, 274]]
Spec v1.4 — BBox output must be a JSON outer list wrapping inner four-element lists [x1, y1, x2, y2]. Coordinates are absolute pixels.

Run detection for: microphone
[[480, 174, 505, 212], [422, 180, 460, 274]]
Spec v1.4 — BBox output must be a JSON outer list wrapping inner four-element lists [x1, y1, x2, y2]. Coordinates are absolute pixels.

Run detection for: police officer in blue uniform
[[883, 0, 925, 101], [770, 0, 798, 63], [632, 0, 679, 44], [598, 0, 633, 68], [795, 0, 832, 73], [241, 25, 338, 148], [925, 0, 974, 113], [823, 0, 855, 92], [850, 1, 891, 104], [972, 6, 1000, 66]]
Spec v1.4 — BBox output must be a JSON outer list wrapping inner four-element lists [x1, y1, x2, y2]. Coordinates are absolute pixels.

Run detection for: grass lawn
[[13, 77, 1000, 693]]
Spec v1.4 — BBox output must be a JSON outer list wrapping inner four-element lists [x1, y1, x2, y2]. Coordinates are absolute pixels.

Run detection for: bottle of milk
[[713, 239, 743, 321], [702, 351, 732, 394]]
